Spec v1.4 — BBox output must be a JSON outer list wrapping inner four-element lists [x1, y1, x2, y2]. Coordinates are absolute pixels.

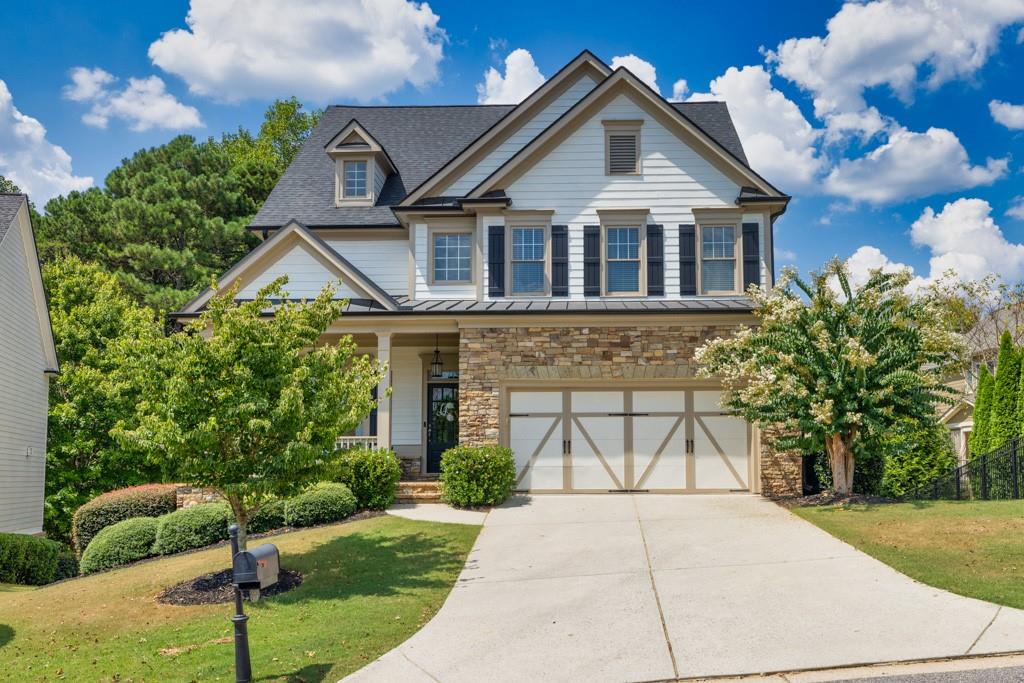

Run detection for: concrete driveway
[[344, 495, 1024, 682]]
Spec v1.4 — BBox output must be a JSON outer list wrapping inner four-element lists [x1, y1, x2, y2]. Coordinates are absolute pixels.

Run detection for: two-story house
[[174, 51, 799, 496]]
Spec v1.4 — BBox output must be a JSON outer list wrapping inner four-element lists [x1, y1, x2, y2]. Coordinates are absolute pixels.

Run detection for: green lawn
[[795, 500, 1024, 609], [0, 515, 479, 682]]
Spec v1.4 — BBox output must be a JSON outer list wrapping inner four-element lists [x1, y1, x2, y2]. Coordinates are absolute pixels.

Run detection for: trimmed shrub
[[0, 533, 62, 585], [249, 498, 288, 534], [989, 332, 1020, 450], [337, 447, 401, 510], [286, 483, 357, 527], [152, 504, 231, 556], [54, 549, 79, 581], [440, 445, 516, 507], [972, 365, 994, 456], [79, 517, 158, 574], [72, 484, 178, 554]]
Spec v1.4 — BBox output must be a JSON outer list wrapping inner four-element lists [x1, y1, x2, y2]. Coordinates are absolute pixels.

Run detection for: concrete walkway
[[387, 502, 487, 525], [345, 495, 1024, 682]]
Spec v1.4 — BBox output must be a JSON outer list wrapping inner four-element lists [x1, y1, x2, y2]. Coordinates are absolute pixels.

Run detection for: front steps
[[395, 479, 442, 504]]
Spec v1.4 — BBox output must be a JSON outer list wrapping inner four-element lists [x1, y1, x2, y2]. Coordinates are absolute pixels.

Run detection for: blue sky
[[3, 0, 1024, 285]]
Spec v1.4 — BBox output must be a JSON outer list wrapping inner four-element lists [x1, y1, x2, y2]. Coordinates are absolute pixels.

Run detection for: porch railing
[[905, 437, 1023, 501], [335, 436, 379, 451]]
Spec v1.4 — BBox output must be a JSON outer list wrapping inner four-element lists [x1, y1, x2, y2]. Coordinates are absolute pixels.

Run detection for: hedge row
[[77, 483, 360, 575], [440, 445, 516, 507], [72, 484, 178, 554], [0, 533, 63, 585]]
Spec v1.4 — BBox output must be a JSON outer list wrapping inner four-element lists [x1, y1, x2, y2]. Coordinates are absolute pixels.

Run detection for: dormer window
[[604, 120, 642, 175], [343, 160, 368, 198], [326, 120, 395, 207]]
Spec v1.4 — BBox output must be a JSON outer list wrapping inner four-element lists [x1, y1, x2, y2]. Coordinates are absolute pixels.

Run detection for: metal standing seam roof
[[249, 100, 751, 230], [0, 194, 27, 243]]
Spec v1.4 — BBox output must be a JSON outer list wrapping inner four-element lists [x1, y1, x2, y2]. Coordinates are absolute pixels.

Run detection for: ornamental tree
[[695, 260, 960, 494], [116, 277, 385, 548], [971, 365, 994, 456], [988, 331, 1020, 450]]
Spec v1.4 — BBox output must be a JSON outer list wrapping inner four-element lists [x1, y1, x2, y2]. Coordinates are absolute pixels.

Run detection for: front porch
[[325, 329, 462, 479]]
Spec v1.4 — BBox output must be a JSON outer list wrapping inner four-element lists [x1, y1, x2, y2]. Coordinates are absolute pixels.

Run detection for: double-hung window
[[510, 227, 546, 295], [605, 226, 642, 294], [701, 225, 736, 294], [431, 232, 472, 283], [343, 160, 368, 198]]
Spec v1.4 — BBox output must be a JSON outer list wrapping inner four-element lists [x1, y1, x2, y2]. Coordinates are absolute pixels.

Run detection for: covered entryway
[[505, 386, 752, 492]]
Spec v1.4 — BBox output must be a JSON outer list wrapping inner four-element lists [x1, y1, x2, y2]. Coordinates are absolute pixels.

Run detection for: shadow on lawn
[[257, 662, 332, 683], [251, 525, 470, 609], [0, 624, 13, 649]]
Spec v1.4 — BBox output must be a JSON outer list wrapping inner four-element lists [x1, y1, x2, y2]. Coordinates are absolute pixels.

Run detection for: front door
[[427, 383, 458, 473]]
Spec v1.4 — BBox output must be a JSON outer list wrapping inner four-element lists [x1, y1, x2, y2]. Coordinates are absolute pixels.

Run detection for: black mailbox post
[[228, 525, 279, 683]]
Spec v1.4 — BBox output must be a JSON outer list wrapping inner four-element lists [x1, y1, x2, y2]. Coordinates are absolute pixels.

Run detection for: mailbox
[[232, 543, 280, 591]]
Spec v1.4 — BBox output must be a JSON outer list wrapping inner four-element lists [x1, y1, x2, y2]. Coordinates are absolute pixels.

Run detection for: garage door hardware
[[685, 439, 694, 453], [562, 440, 572, 454], [606, 412, 650, 416]]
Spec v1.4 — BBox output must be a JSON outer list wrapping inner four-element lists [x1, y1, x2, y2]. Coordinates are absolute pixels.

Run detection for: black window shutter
[[583, 225, 601, 296], [742, 222, 760, 291], [679, 224, 696, 295], [488, 225, 505, 297], [646, 224, 664, 296], [369, 384, 378, 437], [551, 225, 569, 297]]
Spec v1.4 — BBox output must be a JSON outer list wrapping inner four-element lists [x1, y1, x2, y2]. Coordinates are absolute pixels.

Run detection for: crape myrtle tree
[[695, 260, 961, 494], [116, 277, 385, 548]]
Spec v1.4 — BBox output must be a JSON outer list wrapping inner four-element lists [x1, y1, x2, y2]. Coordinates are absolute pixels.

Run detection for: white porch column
[[375, 332, 392, 449]]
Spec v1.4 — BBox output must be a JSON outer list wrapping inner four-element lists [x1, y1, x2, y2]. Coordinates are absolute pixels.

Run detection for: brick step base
[[395, 481, 442, 504]]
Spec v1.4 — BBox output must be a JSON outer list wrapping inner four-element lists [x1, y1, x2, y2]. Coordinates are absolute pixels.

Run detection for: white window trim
[[598, 209, 649, 297], [603, 119, 643, 176], [428, 223, 476, 286], [696, 221, 743, 296], [505, 212, 552, 297], [335, 156, 376, 207]]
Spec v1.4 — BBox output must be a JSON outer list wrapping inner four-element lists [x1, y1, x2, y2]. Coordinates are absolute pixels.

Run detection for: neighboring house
[[174, 51, 799, 495], [0, 194, 58, 534]]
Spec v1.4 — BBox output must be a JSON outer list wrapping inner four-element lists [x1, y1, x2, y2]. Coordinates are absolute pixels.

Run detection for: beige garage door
[[507, 387, 750, 493]]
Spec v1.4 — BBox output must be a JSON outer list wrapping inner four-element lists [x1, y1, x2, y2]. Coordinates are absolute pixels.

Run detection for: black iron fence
[[905, 438, 1024, 501]]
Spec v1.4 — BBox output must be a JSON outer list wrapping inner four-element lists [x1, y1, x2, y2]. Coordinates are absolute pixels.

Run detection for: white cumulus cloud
[[610, 54, 659, 93], [824, 127, 1007, 204], [148, 0, 446, 103], [476, 48, 545, 104], [0, 80, 92, 204], [669, 79, 688, 102], [767, 0, 1024, 138], [843, 245, 915, 291], [990, 99, 1024, 129], [1008, 196, 1024, 220], [64, 67, 202, 132], [688, 65, 826, 192]]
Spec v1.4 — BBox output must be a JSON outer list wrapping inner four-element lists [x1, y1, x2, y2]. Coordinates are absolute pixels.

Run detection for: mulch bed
[[157, 567, 304, 606], [774, 491, 898, 508]]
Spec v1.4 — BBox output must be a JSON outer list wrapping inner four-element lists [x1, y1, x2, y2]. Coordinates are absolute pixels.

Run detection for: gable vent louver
[[608, 134, 638, 174]]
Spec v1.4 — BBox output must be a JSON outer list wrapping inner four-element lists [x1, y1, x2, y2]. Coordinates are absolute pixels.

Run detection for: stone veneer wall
[[459, 324, 802, 497]]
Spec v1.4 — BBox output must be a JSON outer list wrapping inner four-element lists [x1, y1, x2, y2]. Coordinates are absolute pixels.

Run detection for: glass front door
[[427, 383, 458, 473]]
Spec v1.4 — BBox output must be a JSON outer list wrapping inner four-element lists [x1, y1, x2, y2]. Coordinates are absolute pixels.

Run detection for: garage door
[[507, 387, 750, 492]]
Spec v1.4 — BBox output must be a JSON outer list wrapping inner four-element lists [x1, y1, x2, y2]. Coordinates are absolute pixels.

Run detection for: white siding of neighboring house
[[493, 92, 758, 300], [412, 223, 476, 299], [0, 214, 49, 535], [441, 75, 598, 197], [324, 237, 408, 297], [236, 243, 365, 300]]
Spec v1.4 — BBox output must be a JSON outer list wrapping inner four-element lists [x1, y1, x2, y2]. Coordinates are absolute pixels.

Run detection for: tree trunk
[[825, 432, 856, 494], [224, 492, 249, 551]]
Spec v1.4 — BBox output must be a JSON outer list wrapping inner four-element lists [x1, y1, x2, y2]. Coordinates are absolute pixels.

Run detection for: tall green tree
[[0, 175, 22, 193], [116, 278, 384, 548], [988, 331, 1020, 450], [43, 256, 165, 540], [971, 365, 994, 456], [696, 260, 960, 494], [221, 97, 322, 172]]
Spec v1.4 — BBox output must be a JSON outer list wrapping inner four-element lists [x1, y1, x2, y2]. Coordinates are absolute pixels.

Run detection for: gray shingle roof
[[0, 194, 27, 243], [251, 99, 752, 230]]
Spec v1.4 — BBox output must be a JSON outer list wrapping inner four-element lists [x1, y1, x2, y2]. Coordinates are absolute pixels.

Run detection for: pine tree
[[971, 365, 994, 456], [989, 331, 1020, 450]]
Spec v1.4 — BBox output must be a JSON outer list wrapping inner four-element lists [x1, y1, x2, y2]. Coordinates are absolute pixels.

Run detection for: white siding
[[0, 215, 48, 535], [324, 237, 408, 296], [390, 347, 423, 447], [443, 75, 598, 196], [237, 243, 364, 300], [413, 223, 476, 299], [499, 93, 742, 301]]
